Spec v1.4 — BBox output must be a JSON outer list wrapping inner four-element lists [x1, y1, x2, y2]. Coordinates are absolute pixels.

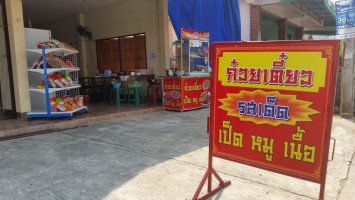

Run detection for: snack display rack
[[26, 46, 87, 119]]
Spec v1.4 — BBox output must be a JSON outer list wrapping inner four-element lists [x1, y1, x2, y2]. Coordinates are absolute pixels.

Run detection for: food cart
[[163, 28, 211, 111]]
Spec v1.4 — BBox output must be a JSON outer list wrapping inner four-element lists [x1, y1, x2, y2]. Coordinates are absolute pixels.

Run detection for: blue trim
[[27, 106, 88, 118], [42, 46, 52, 115], [27, 112, 72, 118]]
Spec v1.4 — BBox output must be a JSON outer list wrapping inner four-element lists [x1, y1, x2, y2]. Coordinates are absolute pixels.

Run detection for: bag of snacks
[[66, 60, 75, 68], [31, 57, 43, 69], [48, 75, 57, 88], [65, 73, 75, 86], [75, 95, 84, 107], [63, 97, 78, 111], [49, 97, 66, 112], [53, 75, 65, 88], [57, 75, 71, 87]]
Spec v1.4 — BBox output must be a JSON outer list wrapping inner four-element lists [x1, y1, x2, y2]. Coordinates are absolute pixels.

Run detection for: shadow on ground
[[0, 109, 210, 200]]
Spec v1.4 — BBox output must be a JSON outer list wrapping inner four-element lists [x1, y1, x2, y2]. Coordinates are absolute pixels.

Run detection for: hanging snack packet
[[50, 97, 66, 112], [66, 60, 75, 68], [58, 74, 71, 87], [53, 75, 65, 88], [48, 75, 57, 88], [31, 57, 43, 69], [67, 98, 78, 109], [75, 95, 84, 107], [65, 73, 75, 86], [62, 98, 73, 111]]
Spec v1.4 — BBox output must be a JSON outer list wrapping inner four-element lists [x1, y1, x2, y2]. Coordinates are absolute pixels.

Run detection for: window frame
[[96, 32, 147, 73]]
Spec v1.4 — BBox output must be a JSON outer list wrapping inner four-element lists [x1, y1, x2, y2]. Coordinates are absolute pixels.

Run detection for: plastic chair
[[127, 84, 145, 105], [109, 87, 126, 105], [147, 84, 162, 104]]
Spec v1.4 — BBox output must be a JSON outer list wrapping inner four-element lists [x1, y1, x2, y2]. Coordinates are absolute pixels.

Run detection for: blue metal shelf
[[26, 46, 87, 119]]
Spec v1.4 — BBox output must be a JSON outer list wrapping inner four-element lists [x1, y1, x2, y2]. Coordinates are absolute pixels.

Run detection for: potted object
[[111, 79, 121, 88], [175, 70, 185, 76], [166, 69, 174, 77], [148, 76, 160, 85]]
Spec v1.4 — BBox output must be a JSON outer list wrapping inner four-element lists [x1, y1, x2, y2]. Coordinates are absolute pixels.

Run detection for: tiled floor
[[0, 101, 162, 139]]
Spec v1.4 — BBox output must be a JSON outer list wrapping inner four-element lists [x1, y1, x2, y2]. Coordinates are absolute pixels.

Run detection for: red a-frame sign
[[193, 40, 340, 200]]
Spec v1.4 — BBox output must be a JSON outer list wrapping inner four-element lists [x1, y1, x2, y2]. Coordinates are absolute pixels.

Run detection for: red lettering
[[285, 69, 299, 86], [300, 70, 313, 87], [263, 69, 269, 84], [249, 68, 262, 83], [269, 69, 284, 85], [238, 68, 248, 82], [226, 68, 238, 82]]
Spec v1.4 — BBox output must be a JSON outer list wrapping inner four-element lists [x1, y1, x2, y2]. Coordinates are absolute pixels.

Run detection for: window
[[96, 33, 147, 72], [96, 38, 120, 72]]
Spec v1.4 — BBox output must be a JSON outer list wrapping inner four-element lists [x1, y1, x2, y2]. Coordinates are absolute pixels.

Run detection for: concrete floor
[[0, 109, 354, 200], [0, 102, 161, 138]]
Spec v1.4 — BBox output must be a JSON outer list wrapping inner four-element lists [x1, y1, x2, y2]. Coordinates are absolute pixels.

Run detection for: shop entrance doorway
[[0, 0, 16, 119]]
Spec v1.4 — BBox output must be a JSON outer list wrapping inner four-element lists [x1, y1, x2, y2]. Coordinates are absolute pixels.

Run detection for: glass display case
[[171, 29, 210, 77]]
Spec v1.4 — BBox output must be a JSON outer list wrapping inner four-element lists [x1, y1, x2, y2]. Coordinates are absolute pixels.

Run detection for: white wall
[[38, 16, 78, 50], [37, 0, 165, 77], [38, 16, 83, 75], [240, 0, 251, 41]]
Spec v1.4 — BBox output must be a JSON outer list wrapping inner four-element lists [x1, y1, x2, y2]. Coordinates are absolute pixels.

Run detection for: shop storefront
[[0, 0, 336, 121], [1, 0, 170, 120]]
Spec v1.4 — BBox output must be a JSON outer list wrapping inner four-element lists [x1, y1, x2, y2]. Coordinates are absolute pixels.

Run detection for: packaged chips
[[50, 95, 84, 112]]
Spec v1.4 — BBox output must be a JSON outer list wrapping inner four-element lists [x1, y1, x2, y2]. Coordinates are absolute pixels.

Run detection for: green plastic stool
[[109, 87, 126, 105], [128, 84, 145, 105]]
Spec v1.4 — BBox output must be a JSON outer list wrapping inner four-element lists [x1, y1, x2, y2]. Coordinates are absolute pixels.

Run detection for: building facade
[[1, 0, 334, 118]]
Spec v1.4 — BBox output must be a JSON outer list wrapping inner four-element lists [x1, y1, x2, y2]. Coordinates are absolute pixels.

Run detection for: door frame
[[0, 0, 16, 118]]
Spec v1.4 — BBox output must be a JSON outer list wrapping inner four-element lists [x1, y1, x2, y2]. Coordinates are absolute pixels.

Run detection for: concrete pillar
[[296, 27, 304, 40], [278, 19, 287, 40], [250, 5, 261, 41], [5, 0, 30, 117], [77, 13, 89, 77], [158, 0, 169, 76], [340, 38, 354, 118]]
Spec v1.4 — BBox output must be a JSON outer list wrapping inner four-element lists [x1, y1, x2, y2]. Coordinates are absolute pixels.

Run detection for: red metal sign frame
[[193, 40, 340, 200]]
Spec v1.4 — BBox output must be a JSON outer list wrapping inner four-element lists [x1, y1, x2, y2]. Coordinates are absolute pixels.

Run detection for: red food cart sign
[[181, 28, 209, 41], [210, 41, 340, 183], [163, 78, 182, 110], [163, 77, 211, 111], [182, 77, 211, 110]]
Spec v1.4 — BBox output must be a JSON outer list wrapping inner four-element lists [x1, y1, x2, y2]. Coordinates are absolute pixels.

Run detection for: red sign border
[[209, 40, 340, 184]]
